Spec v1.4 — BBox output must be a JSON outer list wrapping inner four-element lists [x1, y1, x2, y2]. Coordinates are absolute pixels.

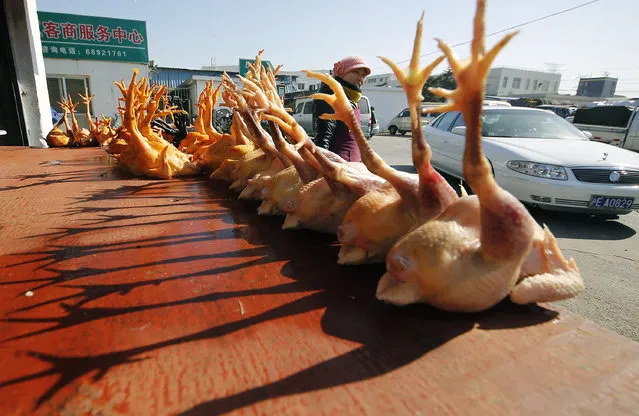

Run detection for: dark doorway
[[0, 0, 28, 146]]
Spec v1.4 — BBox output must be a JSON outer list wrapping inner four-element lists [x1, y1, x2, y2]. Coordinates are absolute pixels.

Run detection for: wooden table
[[1, 146, 637, 415]]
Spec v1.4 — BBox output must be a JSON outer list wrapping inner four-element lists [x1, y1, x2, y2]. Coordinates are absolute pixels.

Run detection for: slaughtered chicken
[[375, 0, 584, 311], [110, 69, 200, 179], [46, 98, 73, 147], [301, 24, 457, 262]]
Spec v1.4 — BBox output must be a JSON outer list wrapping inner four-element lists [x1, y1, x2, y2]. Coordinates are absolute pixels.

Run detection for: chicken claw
[[303, 71, 360, 133]]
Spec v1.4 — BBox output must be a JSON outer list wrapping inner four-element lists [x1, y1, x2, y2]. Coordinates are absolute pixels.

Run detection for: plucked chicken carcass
[[301, 17, 458, 263], [77, 89, 100, 145], [199, 52, 284, 181], [109, 69, 200, 179], [211, 60, 306, 196], [178, 89, 210, 154], [46, 98, 73, 147], [94, 115, 118, 147], [245, 120, 314, 216], [65, 94, 94, 147], [233, 66, 308, 207], [376, 0, 584, 311], [239, 66, 387, 231], [198, 78, 257, 178]]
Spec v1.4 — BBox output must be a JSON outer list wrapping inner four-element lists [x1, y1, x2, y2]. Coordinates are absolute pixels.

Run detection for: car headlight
[[506, 160, 568, 181]]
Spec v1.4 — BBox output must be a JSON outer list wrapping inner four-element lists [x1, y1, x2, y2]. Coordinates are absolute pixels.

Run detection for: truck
[[360, 86, 408, 134], [572, 105, 639, 152]]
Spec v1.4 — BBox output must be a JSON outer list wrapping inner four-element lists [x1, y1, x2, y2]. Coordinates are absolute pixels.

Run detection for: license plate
[[589, 195, 634, 209]]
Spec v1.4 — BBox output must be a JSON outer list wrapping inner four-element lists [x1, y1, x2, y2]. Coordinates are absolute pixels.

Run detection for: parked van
[[572, 105, 639, 151], [387, 106, 442, 136], [292, 95, 375, 139]]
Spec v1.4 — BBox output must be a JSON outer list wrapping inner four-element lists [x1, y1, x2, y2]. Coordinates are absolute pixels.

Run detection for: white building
[[367, 67, 562, 98], [364, 73, 401, 88], [283, 70, 329, 92], [485, 67, 561, 97]]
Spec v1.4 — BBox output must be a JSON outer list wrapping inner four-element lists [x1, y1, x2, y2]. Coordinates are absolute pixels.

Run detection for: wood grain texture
[[0, 147, 637, 415]]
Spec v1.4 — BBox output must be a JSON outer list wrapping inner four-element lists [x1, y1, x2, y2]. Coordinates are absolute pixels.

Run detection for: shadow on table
[[0, 179, 558, 412]]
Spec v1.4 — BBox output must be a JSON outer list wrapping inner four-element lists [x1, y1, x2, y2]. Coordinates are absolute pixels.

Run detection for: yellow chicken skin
[[46, 99, 72, 147], [111, 69, 200, 179], [376, 0, 583, 311]]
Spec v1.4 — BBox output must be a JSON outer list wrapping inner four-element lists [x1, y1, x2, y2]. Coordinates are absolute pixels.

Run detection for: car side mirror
[[451, 126, 467, 136], [581, 130, 593, 140]]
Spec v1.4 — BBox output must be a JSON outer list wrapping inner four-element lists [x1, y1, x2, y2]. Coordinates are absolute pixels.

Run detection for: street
[[370, 133, 639, 341]]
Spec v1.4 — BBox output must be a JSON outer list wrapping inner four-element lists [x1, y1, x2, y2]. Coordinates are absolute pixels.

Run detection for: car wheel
[[389, 126, 397, 136]]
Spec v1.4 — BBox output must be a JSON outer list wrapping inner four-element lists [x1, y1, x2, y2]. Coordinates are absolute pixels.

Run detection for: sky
[[35, 0, 639, 97]]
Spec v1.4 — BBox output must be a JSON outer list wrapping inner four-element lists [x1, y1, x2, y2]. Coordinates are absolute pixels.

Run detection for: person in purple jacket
[[312, 55, 371, 162]]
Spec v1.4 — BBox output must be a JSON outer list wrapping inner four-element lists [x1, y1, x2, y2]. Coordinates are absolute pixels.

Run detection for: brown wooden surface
[[1, 146, 638, 415]]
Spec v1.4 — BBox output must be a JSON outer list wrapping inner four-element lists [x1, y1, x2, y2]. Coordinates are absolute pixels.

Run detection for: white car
[[424, 107, 639, 216]]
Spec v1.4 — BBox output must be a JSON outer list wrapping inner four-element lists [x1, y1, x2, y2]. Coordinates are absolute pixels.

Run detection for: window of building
[[533, 80, 539, 91], [502, 77, 508, 88], [297, 83, 305, 90], [553, 81, 558, 92], [525, 79, 530, 90], [512, 77, 521, 89], [309, 84, 317, 91], [541, 81, 549, 92], [47, 76, 93, 128]]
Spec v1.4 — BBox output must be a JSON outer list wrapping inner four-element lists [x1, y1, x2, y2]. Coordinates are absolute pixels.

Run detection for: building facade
[[364, 73, 401, 88], [576, 77, 618, 97], [485, 67, 561, 97]]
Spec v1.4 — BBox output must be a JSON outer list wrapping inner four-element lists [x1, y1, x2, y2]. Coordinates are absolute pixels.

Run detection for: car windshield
[[481, 109, 588, 140]]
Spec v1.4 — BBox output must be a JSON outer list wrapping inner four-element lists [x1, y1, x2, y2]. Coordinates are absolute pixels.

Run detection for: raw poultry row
[[75, 0, 586, 312], [46, 91, 116, 148]]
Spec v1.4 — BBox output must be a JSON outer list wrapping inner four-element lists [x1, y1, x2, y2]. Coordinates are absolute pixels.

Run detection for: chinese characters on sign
[[37, 12, 148, 63]]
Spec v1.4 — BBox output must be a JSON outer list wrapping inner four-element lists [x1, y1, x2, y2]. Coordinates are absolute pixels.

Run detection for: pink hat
[[332, 56, 371, 78]]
